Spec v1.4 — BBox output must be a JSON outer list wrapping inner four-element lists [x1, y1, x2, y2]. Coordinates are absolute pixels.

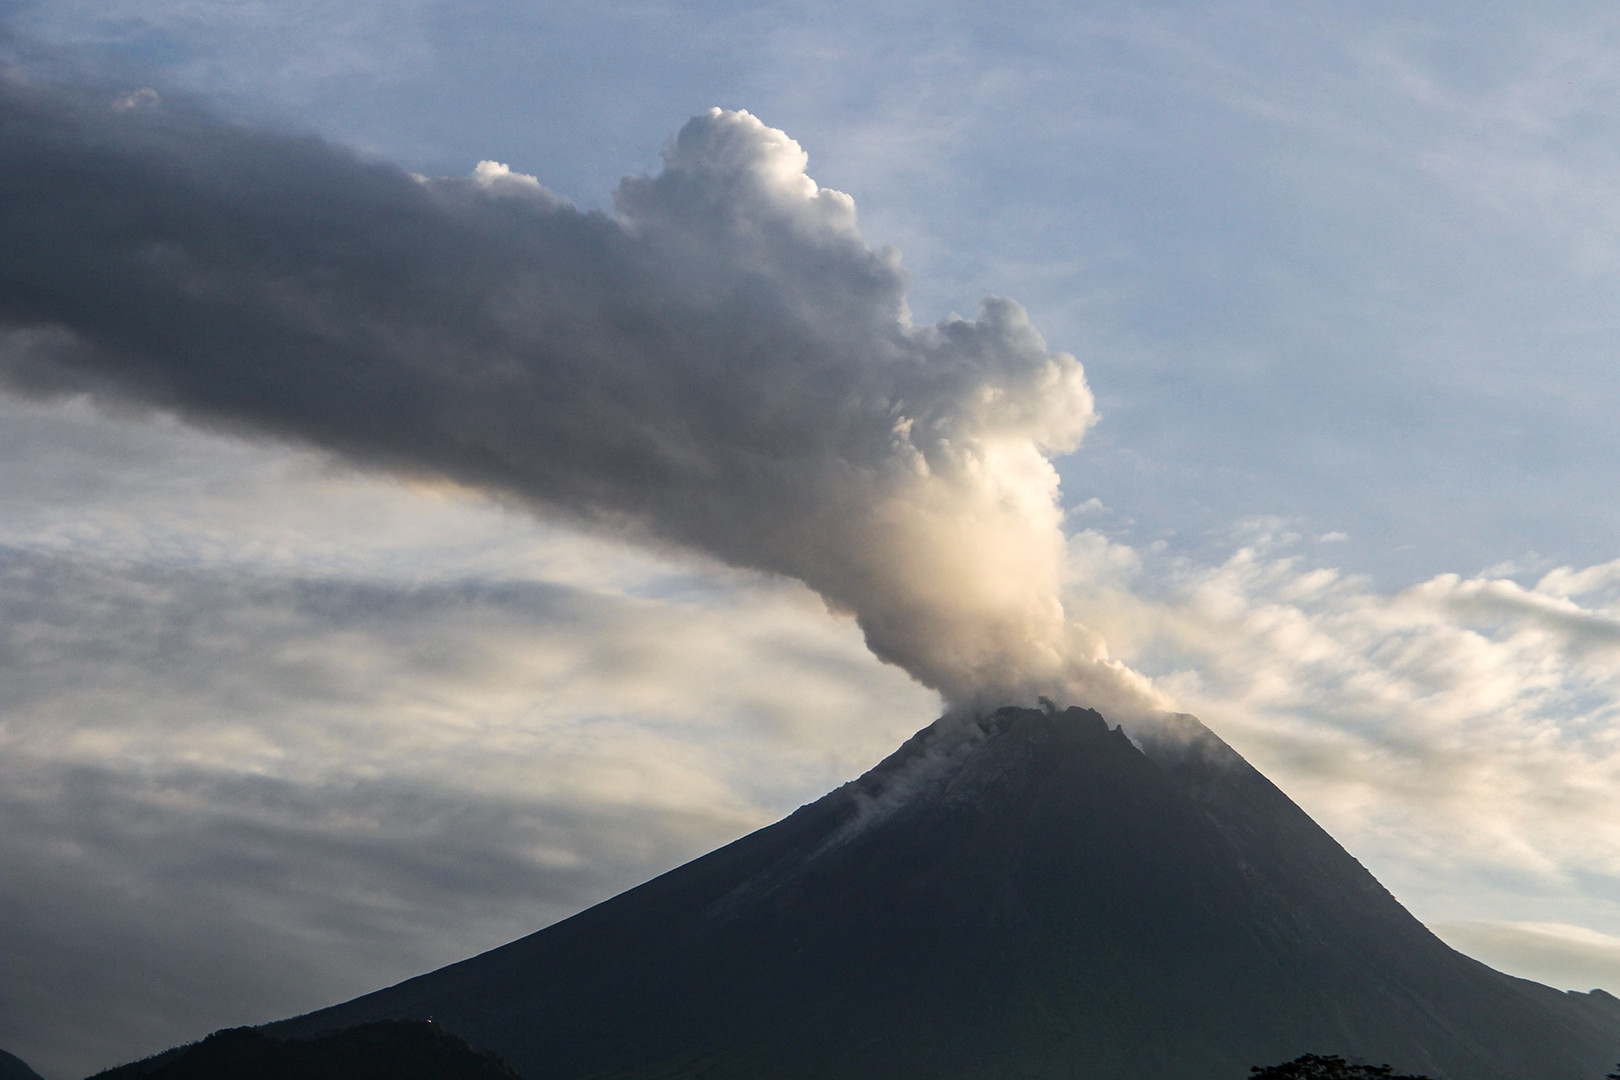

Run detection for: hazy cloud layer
[[0, 79, 1129, 711], [1068, 525, 1620, 948], [1430, 921, 1620, 997], [0, 763, 718, 1078], [0, 529, 936, 1077]]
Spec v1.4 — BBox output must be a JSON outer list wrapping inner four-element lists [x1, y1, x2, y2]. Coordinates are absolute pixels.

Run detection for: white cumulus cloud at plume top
[[0, 88, 1128, 713]]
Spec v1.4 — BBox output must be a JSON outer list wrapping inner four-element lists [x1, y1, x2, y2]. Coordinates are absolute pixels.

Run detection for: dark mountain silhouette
[[0, 1049, 44, 1080], [90, 1019, 520, 1080], [112, 706, 1620, 1079]]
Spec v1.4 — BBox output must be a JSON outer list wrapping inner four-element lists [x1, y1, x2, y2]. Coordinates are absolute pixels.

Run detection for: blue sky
[[6, 3, 1620, 1075]]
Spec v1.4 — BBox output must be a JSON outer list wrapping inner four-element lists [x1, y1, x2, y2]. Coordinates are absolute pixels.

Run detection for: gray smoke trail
[[0, 75, 1148, 712]]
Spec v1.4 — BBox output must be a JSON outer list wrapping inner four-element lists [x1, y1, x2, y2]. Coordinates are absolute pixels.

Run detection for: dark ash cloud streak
[[0, 76, 1126, 710]]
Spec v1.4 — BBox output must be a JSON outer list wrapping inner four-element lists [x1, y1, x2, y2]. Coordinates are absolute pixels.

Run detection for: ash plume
[[0, 76, 1150, 713]]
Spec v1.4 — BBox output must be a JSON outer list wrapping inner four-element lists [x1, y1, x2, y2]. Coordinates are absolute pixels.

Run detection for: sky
[[5, 2, 1620, 1075]]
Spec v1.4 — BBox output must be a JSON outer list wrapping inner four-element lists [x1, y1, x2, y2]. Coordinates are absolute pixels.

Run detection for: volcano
[[239, 707, 1619, 1077]]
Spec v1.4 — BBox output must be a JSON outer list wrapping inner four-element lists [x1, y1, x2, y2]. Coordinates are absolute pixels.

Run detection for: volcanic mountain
[[0, 1050, 44, 1080], [224, 707, 1620, 1077]]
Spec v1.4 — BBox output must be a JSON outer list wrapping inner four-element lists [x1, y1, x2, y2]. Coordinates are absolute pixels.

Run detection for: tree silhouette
[[1250, 1053, 1432, 1079]]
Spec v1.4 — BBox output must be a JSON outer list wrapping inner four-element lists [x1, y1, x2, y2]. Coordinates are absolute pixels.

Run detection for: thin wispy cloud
[[1070, 528, 1620, 929], [0, 522, 935, 1076]]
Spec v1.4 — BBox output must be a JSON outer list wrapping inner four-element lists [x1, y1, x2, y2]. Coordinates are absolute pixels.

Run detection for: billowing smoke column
[[0, 78, 1147, 713]]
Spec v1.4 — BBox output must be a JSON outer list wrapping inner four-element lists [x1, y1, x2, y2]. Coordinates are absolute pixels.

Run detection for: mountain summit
[[268, 706, 1619, 1079]]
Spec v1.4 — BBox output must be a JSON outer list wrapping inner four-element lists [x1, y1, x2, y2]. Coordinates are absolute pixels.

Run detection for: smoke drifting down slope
[[0, 79, 1149, 711]]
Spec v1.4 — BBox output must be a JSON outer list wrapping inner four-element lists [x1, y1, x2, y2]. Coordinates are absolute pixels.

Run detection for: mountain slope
[[0, 1049, 44, 1080], [268, 706, 1620, 1080]]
